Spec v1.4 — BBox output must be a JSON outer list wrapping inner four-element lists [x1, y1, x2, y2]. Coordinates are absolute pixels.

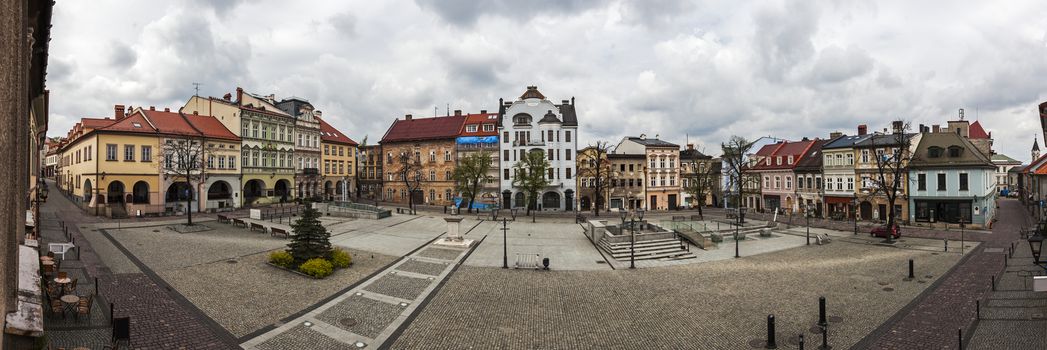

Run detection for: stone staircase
[[598, 237, 696, 262]]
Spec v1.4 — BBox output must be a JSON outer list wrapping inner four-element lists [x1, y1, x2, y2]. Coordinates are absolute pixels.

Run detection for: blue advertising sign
[[456, 136, 498, 145]]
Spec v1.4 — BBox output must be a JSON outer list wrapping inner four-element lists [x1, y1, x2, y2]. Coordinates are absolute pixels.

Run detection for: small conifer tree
[[287, 205, 331, 263]]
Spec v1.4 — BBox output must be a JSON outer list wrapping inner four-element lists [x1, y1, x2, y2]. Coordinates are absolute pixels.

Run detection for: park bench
[[217, 214, 230, 224], [270, 227, 289, 239], [232, 218, 247, 228], [672, 215, 686, 222], [250, 222, 266, 233], [816, 233, 832, 245]]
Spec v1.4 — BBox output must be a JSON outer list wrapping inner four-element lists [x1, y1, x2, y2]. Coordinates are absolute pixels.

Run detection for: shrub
[[330, 248, 352, 268], [269, 251, 293, 268], [298, 258, 333, 278]]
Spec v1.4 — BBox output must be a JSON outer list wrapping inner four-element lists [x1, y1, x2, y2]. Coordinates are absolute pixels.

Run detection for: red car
[[870, 224, 901, 239]]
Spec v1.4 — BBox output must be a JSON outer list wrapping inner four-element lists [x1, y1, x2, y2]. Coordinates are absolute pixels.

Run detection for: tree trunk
[[187, 179, 193, 226]]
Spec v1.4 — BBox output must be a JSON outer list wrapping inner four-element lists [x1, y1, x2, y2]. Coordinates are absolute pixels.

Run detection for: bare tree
[[512, 149, 551, 219], [721, 136, 757, 212], [577, 142, 615, 216], [395, 151, 423, 214], [866, 120, 914, 243], [161, 135, 212, 226], [682, 146, 716, 218]]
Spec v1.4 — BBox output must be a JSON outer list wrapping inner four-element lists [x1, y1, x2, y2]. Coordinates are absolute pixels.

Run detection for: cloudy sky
[[48, 0, 1047, 162]]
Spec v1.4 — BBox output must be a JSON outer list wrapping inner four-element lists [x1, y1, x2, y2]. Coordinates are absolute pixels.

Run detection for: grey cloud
[[809, 45, 873, 84], [329, 12, 358, 38], [414, 0, 607, 27], [187, 0, 244, 15], [752, 0, 820, 81], [109, 41, 137, 69]]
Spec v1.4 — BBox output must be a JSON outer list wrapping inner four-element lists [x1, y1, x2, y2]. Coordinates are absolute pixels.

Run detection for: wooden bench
[[672, 215, 686, 222], [217, 214, 231, 224], [232, 218, 247, 228], [270, 227, 289, 239], [250, 222, 266, 233]]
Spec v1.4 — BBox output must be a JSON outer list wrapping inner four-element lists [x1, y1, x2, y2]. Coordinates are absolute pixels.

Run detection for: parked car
[[870, 224, 900, 239]]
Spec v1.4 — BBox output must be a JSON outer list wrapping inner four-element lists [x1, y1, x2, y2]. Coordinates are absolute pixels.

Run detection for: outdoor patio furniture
[[76, 294, 93, 321], [250, 222, 266, 233], [217, 214, 230, 223], [270, 227, 289, 239], [48, 242, 76, 260], [64, 278, 78, 295], [50, 298, 64, 319], [232, 218, 247, 228], [105, 317, 131, 350]]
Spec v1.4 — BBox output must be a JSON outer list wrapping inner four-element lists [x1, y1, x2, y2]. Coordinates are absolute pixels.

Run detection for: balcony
[[302, 168, 319, 175], [513, 140, 545, 147]]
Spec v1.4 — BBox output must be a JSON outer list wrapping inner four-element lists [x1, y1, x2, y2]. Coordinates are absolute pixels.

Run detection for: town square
[[4, 1, 1047, 349]]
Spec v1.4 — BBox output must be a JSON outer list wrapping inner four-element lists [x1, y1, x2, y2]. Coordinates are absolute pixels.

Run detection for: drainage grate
[[226, 260, 238, 264], [341, 317, 358, 327]]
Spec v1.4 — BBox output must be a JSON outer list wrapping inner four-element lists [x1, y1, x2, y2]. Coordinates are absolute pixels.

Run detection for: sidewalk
[[854, 198, 1033, 349], [40, 179, 238, 349]]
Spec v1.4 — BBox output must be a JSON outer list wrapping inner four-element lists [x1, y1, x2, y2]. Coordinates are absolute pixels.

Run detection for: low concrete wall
[[312, 202, 389, 220], [602, 231, 677, 244]]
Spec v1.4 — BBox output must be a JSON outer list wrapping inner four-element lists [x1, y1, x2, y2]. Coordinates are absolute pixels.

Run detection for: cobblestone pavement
[[393, 237, 962, 349], [241, 235, 482, 349], [859, 198, 1033, 349], [41, 180, 239, 349]]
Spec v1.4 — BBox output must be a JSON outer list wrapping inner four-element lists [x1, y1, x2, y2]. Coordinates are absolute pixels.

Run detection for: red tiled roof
[[751, 140, 817, 170], [459, 113, 499, 137], [184, 113, 239, 141], [81, 117, 115, 129], [380, 115, 466, 143], [317, 117, 358, 146], [139, 110, 196, 136], [969, 121, 989, 139], [97, 113, 158, 133], [754, 143, 779, 157]]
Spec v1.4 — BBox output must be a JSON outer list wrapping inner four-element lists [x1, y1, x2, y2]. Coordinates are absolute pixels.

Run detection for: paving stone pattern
[[417, 247, 466, 260], [968, 320, 1047, 350], [316, 295, 406, 338], [256, 324, 352, 350], [394, 240, 961, 349], [396, 259, 449, 276], [363, 274, 433, 300]]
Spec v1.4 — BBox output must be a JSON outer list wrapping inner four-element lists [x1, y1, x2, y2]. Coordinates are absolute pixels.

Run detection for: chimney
[[114, 104, 125, 120], [571, 97, 575, 105], [830, 131, 843, 139], [235, 87, 243, 105], [164, 107, 170, 112], [405, 114, 413, 120], [932, 124, 940, 133], [193, 111, 198, 115], [149, 106, 155, 111], [687, 143, 695, 150], [892, 120, 903, 134], [454, 110, 462, 116], [857, 124, 867, 135], [562, 100, 569, 105], [223, 93, 232, 101], [480, 109, 487, 114], [316, 110, 322, 117]]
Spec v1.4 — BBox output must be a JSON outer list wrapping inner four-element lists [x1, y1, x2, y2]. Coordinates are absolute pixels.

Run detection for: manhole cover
[[883, 287, 894, 292], [918, 280, 926, 284], [341, 318, 358, 327], [226, 260, 238, 264], [877, 281, 890, 286], [828, 316, 843, 323], [596, 261, 606, 264], [747, 339, 766, 348]]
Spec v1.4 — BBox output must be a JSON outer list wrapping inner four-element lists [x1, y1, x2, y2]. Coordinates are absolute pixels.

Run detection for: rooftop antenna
[[446, 103, 450, 116], [192, 82, 202, 97], [434, 106, 438, 117]]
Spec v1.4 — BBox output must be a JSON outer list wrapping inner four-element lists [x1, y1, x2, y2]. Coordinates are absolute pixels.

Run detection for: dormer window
[[776, 156, 782, 165], [483, 124, 495, 132], [948, 146, 963, 157], [466, 125, 478, 133], [131, 122, 142, 128], [787, 155, 794, 164], [928, 146, 943, 158]]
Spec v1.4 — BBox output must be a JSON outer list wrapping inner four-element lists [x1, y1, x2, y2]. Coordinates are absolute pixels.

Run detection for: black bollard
[[766, 314, 777, 349], [976, 300, 980, 320], [991, 275, 996, 291], [820, 323, 830, 349], [1004, 254, 1007, 267], [908, 259, 915, 279], [944, 239, 948, 252], [957, 328, 962, 349], [819, 296, 827, 327], [798, 334, 804, 350]]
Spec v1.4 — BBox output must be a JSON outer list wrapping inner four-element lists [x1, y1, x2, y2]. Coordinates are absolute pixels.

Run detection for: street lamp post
[[806, 204, 812, 245], [630, 216, 636, 269], [853, 194, 858, 235], [501, 218, 509, 269]]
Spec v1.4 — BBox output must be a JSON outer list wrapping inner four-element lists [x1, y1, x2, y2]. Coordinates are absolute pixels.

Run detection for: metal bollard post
[[976, 300, 980, 320], [820, 323, 830, 349], [1004, 254, 1007, 267], [957, 328, 962, 349], [766, 314, 777, 349], [909, 259, 915, 279], [798, 334, 804, 350], [944, 239, 948, 252], [991, 275, 996, 291], [819, 296, 827, 327]]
